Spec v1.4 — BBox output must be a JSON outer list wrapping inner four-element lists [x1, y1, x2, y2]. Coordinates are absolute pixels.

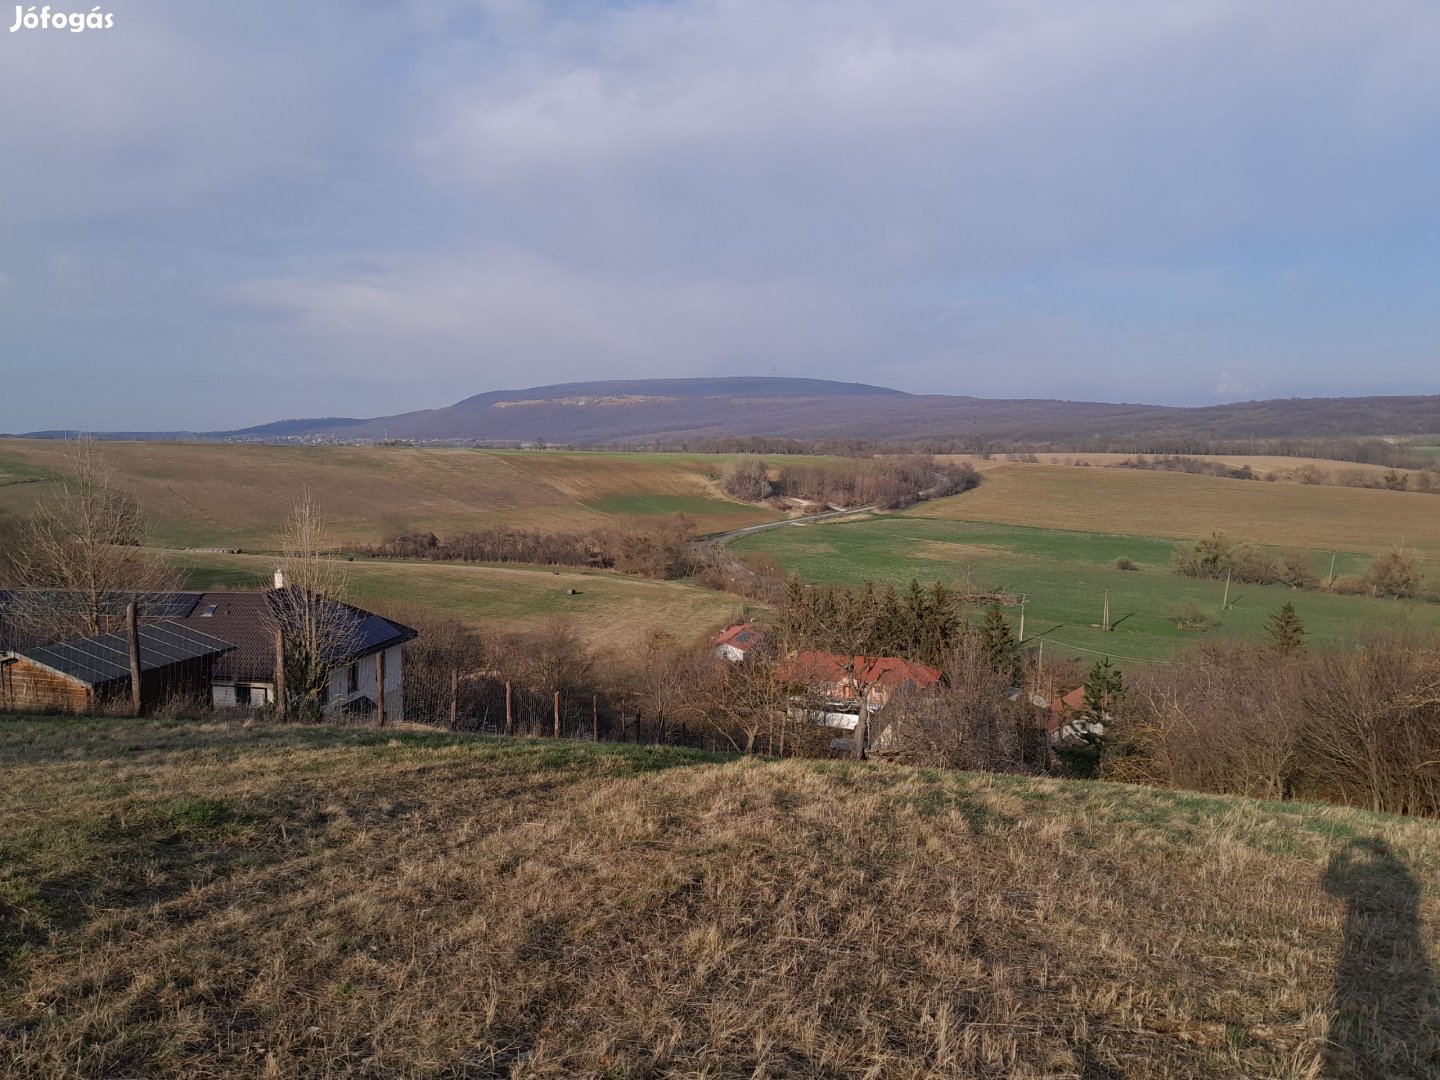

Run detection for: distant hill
[[13, 377, 1440, 445]]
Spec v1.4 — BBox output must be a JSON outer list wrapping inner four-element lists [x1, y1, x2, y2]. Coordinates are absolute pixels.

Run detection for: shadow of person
[[1322, 838, 1440, 1078]]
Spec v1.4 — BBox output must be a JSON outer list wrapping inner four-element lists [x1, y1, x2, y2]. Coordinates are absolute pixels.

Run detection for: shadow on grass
[[1322, 838, 1440, 1078]]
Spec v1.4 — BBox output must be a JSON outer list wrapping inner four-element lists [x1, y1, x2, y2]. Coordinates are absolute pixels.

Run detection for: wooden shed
[[0, 622, 235, 715]]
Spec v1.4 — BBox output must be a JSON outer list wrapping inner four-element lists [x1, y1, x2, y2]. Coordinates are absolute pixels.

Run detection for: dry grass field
[[2, 717, 1438, 1078], [937, 453, 1413, 479], [919, 464, 1440, 564], [0, 442, 782, 548], [171, 550, 755, 655]]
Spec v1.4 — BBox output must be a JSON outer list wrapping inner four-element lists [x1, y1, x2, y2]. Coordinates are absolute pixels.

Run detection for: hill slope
[[16, 377, 1440, 444], [3, 717, 1437, 1078], [0, 443, 783, 547]]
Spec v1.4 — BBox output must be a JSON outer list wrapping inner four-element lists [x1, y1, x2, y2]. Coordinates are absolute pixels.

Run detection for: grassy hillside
[[730, 515, 1440, 661], [172, 550, 756, 655], [0, 443, 784, 548], [918, 463, 1440, 562], [2, 717, 1437, 1078], [731, 464, 1440, 661]]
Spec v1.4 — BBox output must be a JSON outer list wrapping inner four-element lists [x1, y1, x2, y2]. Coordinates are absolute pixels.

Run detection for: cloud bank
[[2, 0, 1438, 428]]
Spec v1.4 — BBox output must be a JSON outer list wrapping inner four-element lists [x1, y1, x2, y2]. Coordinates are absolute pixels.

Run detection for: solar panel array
[[19, 621, 236, 687]]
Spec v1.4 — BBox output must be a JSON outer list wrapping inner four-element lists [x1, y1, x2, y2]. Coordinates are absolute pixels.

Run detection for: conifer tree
[[978, 605, 1017, 679], [1265, 602, 1307, 656]]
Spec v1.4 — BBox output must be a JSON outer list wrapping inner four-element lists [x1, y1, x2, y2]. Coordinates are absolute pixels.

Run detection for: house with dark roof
[[0, 622, 235, 714], [0, 587, 418, 719], [179, 589, 417, 716]]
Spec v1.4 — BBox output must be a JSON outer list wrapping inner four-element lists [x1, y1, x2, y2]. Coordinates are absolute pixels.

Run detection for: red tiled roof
[[712, 624, 765, 652], [1045, 687, 1088, 733], [784, 651, 943, 692]]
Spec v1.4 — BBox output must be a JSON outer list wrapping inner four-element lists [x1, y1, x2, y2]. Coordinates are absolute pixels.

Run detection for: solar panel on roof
[[19, 622, 236, 687]]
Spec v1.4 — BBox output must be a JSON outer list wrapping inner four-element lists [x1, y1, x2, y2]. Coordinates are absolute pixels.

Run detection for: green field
[[732, 514, 1440, 662]]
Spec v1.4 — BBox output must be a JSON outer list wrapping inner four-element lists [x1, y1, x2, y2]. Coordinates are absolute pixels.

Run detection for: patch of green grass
[[732, 514, 1440, 661]]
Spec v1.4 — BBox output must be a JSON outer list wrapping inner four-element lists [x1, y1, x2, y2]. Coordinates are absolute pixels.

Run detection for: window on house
[[235, 684, 251, 707], [347, 663, 358, 695], [200, 604, 217, 617]]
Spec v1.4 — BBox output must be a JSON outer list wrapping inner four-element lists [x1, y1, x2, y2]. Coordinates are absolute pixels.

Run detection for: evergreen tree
[[978, 605, 1017, 679], [1265, 602, 1307, 656], [1080, 657, 1124, 724], [1058, 658, 1124, 779]]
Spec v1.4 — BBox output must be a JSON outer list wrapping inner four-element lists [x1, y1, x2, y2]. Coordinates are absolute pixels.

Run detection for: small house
[[711, 623, 767, 663]]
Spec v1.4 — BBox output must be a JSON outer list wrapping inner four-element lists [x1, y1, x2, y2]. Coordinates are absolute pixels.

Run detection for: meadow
[[3, 715, 1437, 1078], [731, 462, 1440, 663], [171, 550, 758, 654], [0, 442, 787, 548], [917, 464, 1440, 562]]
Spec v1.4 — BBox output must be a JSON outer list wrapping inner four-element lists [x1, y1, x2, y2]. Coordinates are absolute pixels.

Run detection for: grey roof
[[11, 621, 236, 688], [0, 590, 203, 619]]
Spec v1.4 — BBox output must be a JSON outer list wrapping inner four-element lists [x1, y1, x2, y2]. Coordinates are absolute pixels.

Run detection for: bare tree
[[268, 491, 361, 721], [10, 437, 180, 642], [882, 635, 1037, 772]]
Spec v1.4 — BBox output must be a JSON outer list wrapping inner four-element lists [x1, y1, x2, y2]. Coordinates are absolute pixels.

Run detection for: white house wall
[[324, 645, 406, 722]]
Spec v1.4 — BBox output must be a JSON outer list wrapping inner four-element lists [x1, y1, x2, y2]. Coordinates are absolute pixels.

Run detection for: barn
[[0, 622, 235, 715]]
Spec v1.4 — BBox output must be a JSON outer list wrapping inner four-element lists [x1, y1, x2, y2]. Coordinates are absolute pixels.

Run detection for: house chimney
[[274, 567, 287, 590]]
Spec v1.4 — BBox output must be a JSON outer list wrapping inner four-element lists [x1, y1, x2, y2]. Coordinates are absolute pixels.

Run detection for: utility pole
[[274, 628, 286, 721], [1102, 587, 1111, 632], [1327, 552, 1337, 589], [1018, 594, 1028, 644], [553, 690, 561, 738], [449, 668, 458, 729], [126, 602, 142, 718], [1222, 570, 1232, 611]]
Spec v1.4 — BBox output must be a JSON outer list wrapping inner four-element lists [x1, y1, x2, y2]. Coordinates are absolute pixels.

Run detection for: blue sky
[[2, 0, 1438, 431]]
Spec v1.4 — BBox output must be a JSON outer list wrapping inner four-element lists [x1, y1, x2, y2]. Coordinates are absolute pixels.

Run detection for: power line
[[1030, 637, 1177, 665]]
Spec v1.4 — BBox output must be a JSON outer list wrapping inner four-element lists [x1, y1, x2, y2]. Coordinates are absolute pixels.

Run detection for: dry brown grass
[[0, 443, 778, 547], [3, 717, 1438, 1078], [919, 464, 1440, 562]]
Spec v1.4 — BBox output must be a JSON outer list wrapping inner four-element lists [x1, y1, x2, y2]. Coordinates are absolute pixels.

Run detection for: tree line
[[365, 515, 702, 580], [721, 455, 978, 510], [1171, 531, 1427, 598]]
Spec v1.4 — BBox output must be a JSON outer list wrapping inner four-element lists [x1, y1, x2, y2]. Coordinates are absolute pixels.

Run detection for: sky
[[1, 0, 1438, 431]]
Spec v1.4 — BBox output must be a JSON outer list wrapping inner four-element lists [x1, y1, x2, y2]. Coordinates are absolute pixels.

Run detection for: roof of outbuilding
[[8, 621, 235, 688]]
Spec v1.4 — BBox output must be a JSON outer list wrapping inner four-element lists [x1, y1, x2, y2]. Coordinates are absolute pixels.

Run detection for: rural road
[[701, 504, 878, 548]]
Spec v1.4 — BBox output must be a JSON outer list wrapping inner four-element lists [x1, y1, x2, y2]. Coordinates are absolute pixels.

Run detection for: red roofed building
[[711, 623, 767, 663], [783, 650, 944, 731], [1043, 686, 1106, 745]]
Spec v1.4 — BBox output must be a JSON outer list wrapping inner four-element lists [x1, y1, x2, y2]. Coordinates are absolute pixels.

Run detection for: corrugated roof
[[14, 622, 236, 687]]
